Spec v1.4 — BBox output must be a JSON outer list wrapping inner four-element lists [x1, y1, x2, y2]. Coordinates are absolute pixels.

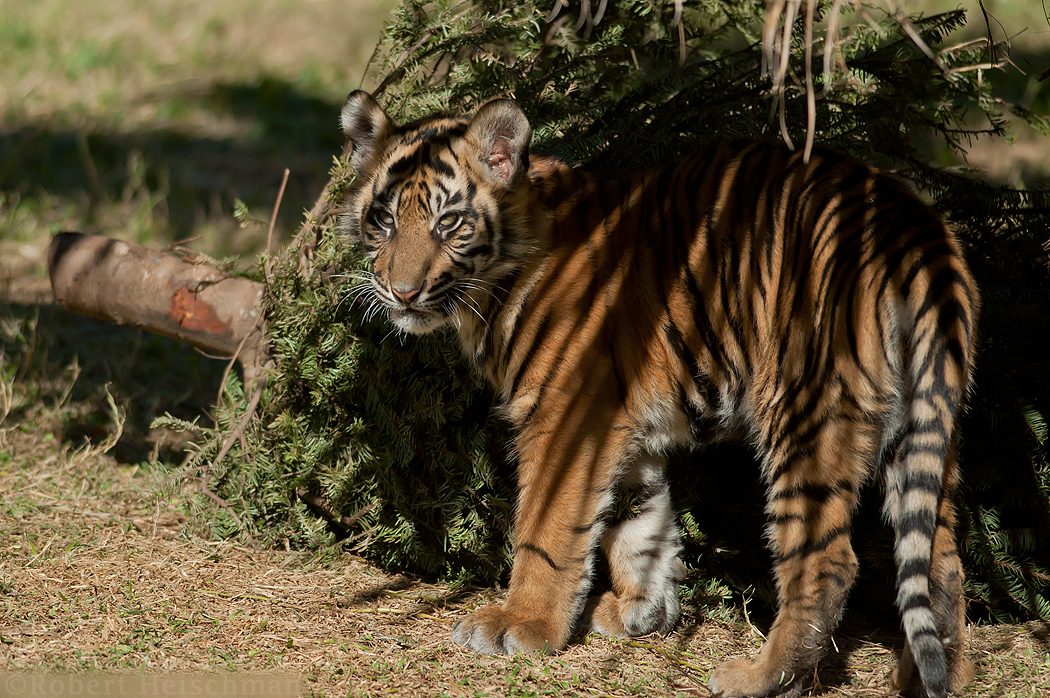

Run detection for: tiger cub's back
[[490, 140, 977, 698]]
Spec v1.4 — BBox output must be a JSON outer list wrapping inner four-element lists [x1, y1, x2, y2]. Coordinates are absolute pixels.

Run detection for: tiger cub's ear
[[340, 90, 396, 172], [466, 99, 531, 187]]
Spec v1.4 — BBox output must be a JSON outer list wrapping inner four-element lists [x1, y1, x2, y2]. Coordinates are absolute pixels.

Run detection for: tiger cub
[[338, 91, 977, 698]]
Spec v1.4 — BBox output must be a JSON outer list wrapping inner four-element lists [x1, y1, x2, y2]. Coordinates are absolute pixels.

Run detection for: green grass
[[0, 0, 397, 282]]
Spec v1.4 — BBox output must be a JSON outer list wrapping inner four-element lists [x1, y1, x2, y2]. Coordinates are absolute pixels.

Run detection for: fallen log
[[47, 232, 268, 384]]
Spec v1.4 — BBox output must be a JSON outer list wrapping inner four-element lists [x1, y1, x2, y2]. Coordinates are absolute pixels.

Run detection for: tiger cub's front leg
[[584, 454, 684, 638], [451, 402, 632, 655]]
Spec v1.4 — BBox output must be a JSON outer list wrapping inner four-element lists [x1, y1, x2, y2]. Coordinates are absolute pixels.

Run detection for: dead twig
[[203, 367, 268, 489], [761, 0, 1008, 160], [297, 489, 381, 533], [196, 480, 255, 544], [265, 168, 291, 286]]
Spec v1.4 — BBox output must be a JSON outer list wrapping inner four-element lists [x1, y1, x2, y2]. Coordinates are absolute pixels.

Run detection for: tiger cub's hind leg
[[583, 454, 684, 638], [709, 417, 870, 697]]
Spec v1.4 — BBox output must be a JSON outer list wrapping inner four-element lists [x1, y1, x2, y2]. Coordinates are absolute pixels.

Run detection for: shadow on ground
[[0, 76, 347, 247], [1, 298, 228, 465], [0, 76, 353, 462]]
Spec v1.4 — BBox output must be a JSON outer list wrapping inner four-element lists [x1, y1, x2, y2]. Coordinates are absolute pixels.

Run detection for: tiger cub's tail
[[886, 247, 976, 698]]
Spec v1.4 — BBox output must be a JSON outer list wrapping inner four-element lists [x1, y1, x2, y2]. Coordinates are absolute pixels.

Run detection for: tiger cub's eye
[[375, 211, 395, 228], [436, 212, 461, 234]]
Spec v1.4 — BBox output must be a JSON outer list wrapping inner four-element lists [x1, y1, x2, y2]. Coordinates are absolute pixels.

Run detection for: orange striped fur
[[339, 92, 978, 698]]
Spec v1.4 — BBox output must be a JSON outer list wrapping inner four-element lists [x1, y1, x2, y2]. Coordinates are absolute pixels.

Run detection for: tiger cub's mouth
[[380, 293, 451, 335], [388, 307, 446, 335]]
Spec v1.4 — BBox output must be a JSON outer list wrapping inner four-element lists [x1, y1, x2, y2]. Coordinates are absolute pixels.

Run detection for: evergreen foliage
[[160, 1, 1050, 621]]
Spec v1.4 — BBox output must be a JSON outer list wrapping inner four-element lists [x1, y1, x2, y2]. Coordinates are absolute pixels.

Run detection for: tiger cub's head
[[339, 91, 534, 335]]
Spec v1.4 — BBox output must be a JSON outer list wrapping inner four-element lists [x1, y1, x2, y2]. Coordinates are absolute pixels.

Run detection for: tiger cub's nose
[[392, 285, 421, 304]]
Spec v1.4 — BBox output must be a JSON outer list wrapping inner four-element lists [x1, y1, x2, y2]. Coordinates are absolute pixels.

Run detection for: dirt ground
[[1, 375, 1048, 697]]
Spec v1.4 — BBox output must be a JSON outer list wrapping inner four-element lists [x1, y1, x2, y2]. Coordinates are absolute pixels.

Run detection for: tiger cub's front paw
[[708, 658, 803, 698], [451, 606, 561, 655], [583, 583, 680, 638]]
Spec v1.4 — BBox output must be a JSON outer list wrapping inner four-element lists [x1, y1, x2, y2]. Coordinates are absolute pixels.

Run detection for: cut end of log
[[47, 232, 268, 382]]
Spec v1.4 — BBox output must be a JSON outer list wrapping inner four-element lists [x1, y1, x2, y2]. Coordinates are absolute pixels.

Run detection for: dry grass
[[1, 422, 1048, 696]]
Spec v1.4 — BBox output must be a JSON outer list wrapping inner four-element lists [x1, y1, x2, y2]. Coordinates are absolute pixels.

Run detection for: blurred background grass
[[0, 0, 397, 284], [918, 0, 1050, 186], [0, 0, 395, 471]]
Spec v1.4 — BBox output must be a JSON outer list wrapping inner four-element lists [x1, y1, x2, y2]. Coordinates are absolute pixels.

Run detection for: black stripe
[[899, 592, 932, 614], [478, 208, 496, 239], [816, 570, 851, 587], [898, 510, 937, 538], [495, 626, 510, 654], [432, 178, 451, 199], [663, 320, 699, 375], [459, 243, 493, 259], [915, 266, 969, 320], [631, 548, 663, 561], [430, 156, 456, 178], [717, 253, 749, 370], [897, 557, 931, 583], [481, 280, 515, 364], [902, 470, 943, 496], [771, 479, 854, 503], [776, 524, 851, 563], [905, 415, 951, 441], [508, 313, 555, 397], [682, 266, 740, 387], [910, 627, 941, 643], [635, 480, 667, 506], [386, 150, 420, 178], [519, 378, 548, 427], [899, 242, 954, 299], [765, 383, 831, 465], [516, 543, 560, 571], [900, 442, 949, 461], [494, 282, 530, 362]]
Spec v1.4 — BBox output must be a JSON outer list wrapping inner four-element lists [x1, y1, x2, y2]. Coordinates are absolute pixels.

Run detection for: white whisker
[[330, 270, 373, 281], [455, 288, 488, 327], [364, 298, 386, 324], [457, 277, 504, 311], [338, 281, 377, 313]]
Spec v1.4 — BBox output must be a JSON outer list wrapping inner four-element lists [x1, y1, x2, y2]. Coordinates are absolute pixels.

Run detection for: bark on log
[[47, 232, 267, 383]]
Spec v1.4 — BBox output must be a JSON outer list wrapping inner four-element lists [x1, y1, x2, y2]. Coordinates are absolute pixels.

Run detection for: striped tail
[[886, 251, 976, 698]]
